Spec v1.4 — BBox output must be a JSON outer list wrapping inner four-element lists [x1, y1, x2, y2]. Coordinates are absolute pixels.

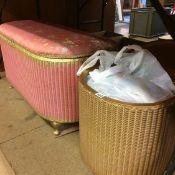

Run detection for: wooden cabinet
[[147, 0, 175, 6], [1, 0, 115, 32]]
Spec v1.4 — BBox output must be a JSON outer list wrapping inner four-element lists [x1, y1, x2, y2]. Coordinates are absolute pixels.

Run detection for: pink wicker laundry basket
[[0, 20, 116, 133]]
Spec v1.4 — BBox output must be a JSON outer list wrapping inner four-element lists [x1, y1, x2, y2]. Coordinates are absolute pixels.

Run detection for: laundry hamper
[[79, 68, 175, 175], [0, 20, 116, 134]]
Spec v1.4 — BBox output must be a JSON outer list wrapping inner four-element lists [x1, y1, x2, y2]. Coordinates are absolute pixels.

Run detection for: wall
[[0, 0, 115, 32]]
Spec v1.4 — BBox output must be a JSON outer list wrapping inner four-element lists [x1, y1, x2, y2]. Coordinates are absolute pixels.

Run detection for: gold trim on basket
[[0, 33, 88, 63], [38, 111, 79, 124], [79, 69, 175, 108]]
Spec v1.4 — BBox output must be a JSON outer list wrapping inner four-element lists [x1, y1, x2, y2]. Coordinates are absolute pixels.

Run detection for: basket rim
[[79, 69, 175, 107]]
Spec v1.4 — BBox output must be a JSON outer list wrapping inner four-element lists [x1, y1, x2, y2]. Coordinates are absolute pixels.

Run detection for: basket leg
[[49, 121, 79, 136], [50, 121, 62, 136]]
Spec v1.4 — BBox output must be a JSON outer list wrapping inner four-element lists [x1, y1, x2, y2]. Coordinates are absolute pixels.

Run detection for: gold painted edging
[[38, 111, 79, 124], [0, 33, 87, 63], [79, 70, 175, 108]]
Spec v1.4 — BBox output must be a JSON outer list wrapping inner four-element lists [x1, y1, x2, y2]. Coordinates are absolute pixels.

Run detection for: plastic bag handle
[[89, 65, 129, 82], [114, 45, 143, 63], [77, 50, 105, 76]]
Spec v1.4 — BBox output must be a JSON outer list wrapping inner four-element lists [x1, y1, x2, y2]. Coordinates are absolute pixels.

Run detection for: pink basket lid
[[0, 20, 116, 58]]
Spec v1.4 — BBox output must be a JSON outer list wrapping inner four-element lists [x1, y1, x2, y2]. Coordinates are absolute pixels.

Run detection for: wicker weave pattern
[[79, 72, 175, 175], [1, 41, 82, 123]]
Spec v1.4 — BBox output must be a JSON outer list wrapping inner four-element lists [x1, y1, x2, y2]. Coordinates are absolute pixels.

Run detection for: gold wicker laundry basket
[[79, 69, 175, 175]]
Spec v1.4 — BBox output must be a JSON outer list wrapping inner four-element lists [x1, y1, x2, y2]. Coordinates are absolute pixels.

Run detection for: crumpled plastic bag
[[77, 45, 175, 103]]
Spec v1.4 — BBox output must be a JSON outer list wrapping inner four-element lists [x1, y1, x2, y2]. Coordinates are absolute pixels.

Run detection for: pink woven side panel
[[1, 41, 81, 122]]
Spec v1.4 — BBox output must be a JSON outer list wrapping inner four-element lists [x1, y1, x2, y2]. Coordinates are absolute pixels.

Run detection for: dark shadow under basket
[[79, 42, 175, 175]]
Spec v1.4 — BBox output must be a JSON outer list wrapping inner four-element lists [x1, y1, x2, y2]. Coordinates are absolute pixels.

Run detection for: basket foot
[[53, 129, 60, 136], [51, 122, 61, 136], [9, 85, 14, 89], [49, 121, 79, 136]]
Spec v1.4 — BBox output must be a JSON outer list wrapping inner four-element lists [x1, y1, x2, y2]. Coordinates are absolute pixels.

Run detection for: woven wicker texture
[[79, 70, 175, 175], [0, 20, 116, 124], [1, 41, 82, 123]]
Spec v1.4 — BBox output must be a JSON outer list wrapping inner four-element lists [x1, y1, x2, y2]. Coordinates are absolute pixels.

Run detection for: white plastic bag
[[78, 45, 175, 103], [77, 50, 116, 75]]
